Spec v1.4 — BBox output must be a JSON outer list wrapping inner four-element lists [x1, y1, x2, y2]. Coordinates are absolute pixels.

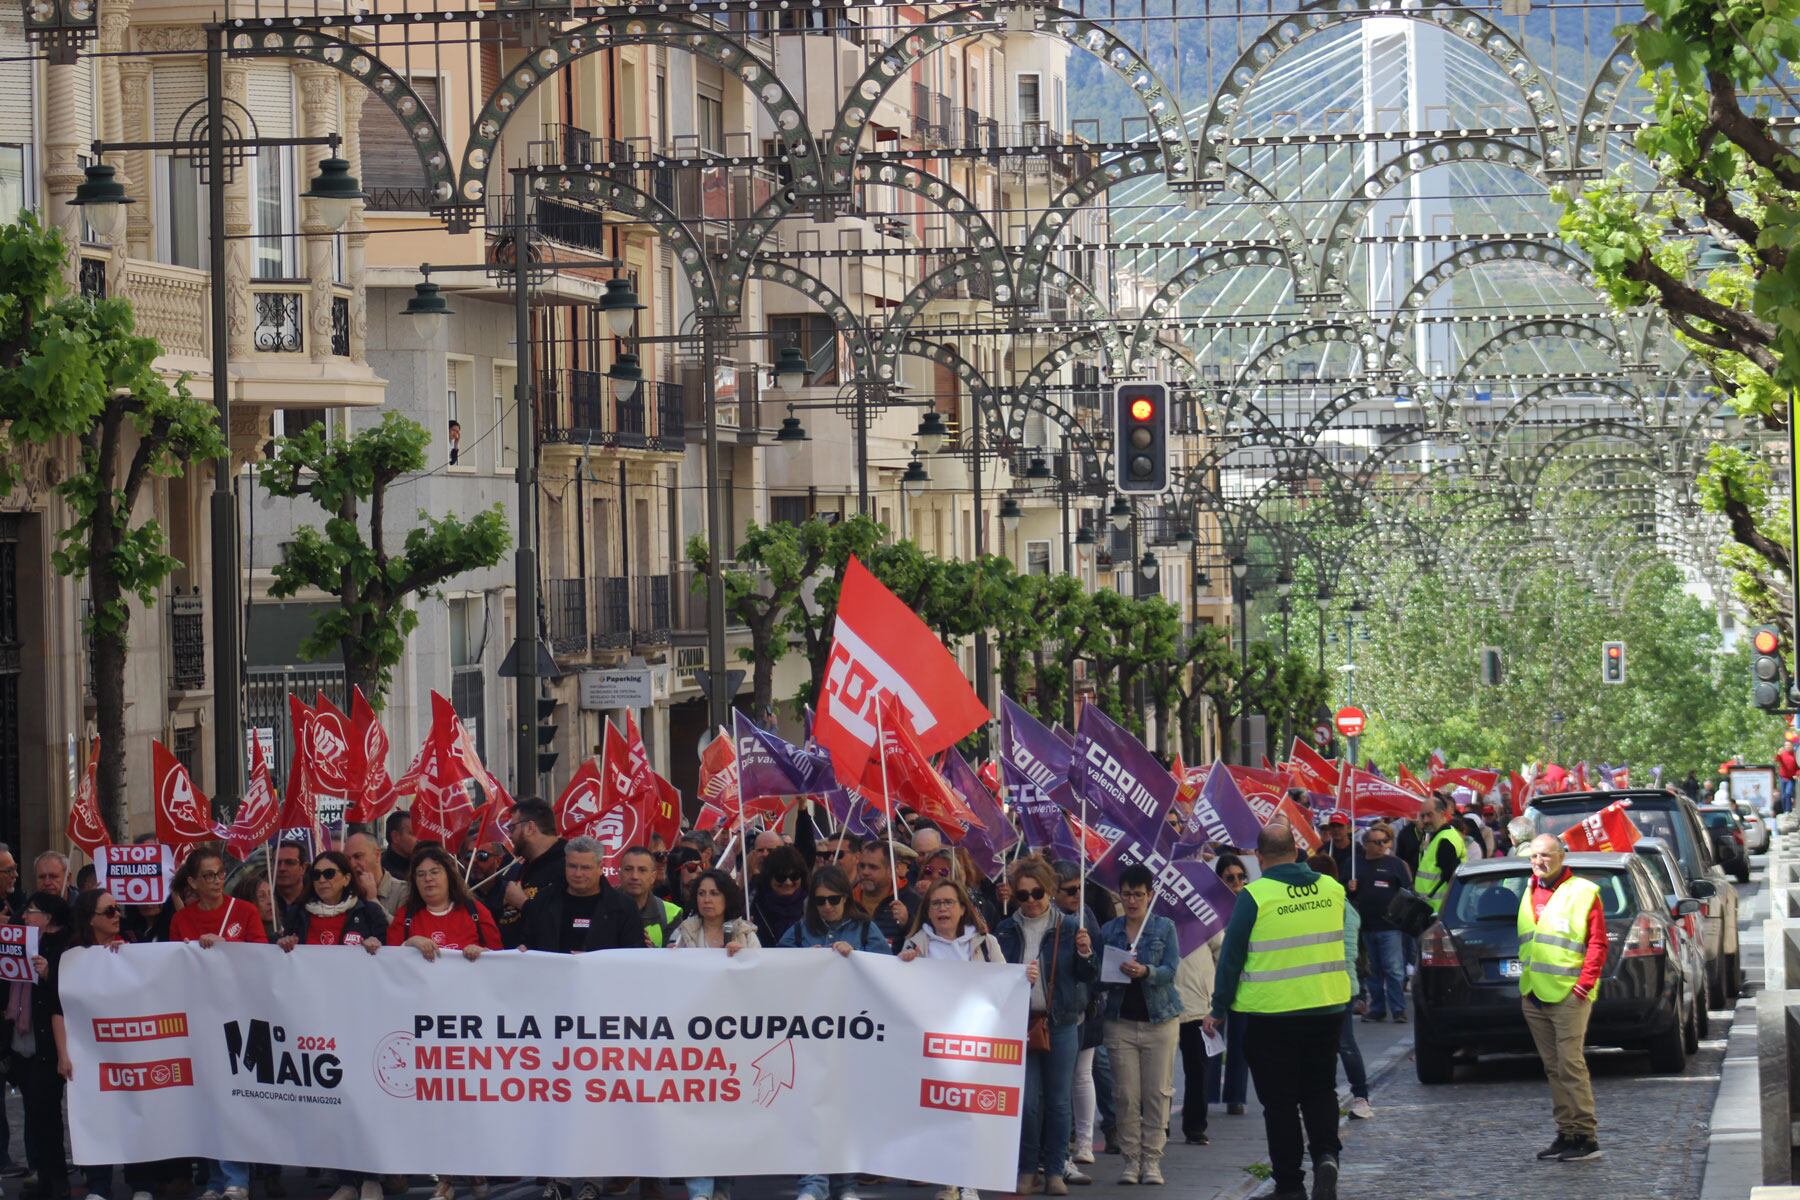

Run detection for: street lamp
[[600, 277, 644, 337], [304, 155, 366, 233], [901, 458, 929, 491], [75, 149, 365, 236], [774, 413, 810, 445], [1074, 524, 1095, 548], [1276, 571, 1293, 598], [607, 352, 643, 402], [772, 344, 812, 395], [68, 162, 131, 238], [915, 410, 950, 455], [999, 496, 1023, 534], [401, 280, 453, 342], [1109, 494, 1133, 532], [1139, 552, 1159, 582], [1230, 554, 1249, 581], [1174, 528, 1196, 556], [1023, 455, 1053, 490]]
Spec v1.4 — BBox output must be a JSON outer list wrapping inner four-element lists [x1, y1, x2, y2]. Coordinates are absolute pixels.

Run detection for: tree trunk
[[91, 591, 130, 841], [340, 625, 382, 707]]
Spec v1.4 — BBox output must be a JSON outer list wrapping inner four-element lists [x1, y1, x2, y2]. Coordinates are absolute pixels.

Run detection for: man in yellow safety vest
[[1203, 823, 1352, 1200], [1519, 835, 1608, 1163], [1414, 793, 1467, 912]]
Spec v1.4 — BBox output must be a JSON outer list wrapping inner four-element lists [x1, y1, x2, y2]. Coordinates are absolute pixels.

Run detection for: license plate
[[1498, 959, 1522, 978]]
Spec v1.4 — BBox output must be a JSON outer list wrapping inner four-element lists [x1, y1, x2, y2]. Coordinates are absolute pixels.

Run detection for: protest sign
[[0, 924, 39, 983], [95, 844, 175, 906], [64, 944, 1027, 1190]]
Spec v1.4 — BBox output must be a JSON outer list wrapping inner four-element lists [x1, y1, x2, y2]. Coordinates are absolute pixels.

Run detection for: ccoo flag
[[1070, 704, 1177, 848], [1169, 758, 1263, 857], [1092, 828, 1237, 956]]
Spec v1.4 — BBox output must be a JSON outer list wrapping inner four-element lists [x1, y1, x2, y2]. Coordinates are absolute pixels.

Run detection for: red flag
[[1572, 762, 1589, 792], [1508, 771, 1530, 818], [978, 761, 1002, 798], [650, 772, 682, 848], [278, 695, 322, 831], [152, 738, 222, 848], [1430, 767, 1501, 795], [1560, 799, 1640, 852], [814, 556, 991, 786], [1396, 763, 1431, 798], [1287, 737, 1340, 794], [1339, 766, 1424, 821], [554, 757, 608, 839], [404, 693, 497, 845], [309, 691, 352, 797], [225, 738, 282, 859], [1260, 754, 1276, 773], [1428, 749, 1446, 775], [695, 802, 729, 832], [1614, 767, 1630, 788], [67, 735, 110, 856], [870, 692, 983, 833], [346, 688, 397, 824], [1276, 796, 1324, 853], [1066, 813, 1117, 864], [699, 733, 739, 818]]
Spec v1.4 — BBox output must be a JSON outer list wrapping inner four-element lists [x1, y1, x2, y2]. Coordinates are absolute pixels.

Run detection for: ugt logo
[[223, 1018, 344, 1090]]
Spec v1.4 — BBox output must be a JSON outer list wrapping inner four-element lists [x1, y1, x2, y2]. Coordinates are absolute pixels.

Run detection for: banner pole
[[1078, 791, 1087, 902], [878, 702, 897, 888]]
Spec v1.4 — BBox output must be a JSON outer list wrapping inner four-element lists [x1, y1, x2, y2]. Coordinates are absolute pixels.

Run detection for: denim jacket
[[1097, 913, 1183, 1024], [995, 909, 1098, 1026], [777, 915, 893, 954]]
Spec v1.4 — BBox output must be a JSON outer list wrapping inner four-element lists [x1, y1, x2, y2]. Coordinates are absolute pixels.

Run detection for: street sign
[[1334, 706, 1366, 738], [1313, 721, 1332, 747], [695, 668, 746, 704], [580, 668, 653, 710]]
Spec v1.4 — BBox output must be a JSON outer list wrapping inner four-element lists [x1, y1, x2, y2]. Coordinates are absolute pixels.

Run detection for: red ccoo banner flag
[[1559, 799, 1640, 853]]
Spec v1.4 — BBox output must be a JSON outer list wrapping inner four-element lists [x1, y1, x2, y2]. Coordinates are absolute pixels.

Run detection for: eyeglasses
[[921, 866, 951, 879], [197, 870, 226, 882], [813, 894, 846, 907], [680, 862, 701, 874], [1220, 872, 1247, 884], [94, 906, 121, 918], [475, 851, 496, 862], [928, 898, 961, 908], [1014, 888, 1046, 902], [1058, 884, 1081, 896], [309, 868, 342, 881]]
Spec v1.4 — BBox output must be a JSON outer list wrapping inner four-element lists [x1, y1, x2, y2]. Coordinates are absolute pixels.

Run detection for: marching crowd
[[0, 788, 1538, 1200]]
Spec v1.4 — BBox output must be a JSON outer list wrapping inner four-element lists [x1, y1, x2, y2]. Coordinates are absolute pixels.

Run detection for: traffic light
[[1601, 641, 1626, 686], [1113, 381, 1169, 495], [1479, 646, 1503, 687], [536, 694, 560, 777], [1752, 625, 1789, 711]]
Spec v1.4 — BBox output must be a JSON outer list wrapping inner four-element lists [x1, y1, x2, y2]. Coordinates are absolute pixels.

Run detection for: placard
[[0, 924, 40, 983], [96, 844, 176, 906]]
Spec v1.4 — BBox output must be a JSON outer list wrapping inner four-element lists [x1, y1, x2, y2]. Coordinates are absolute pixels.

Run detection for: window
[[697, 94, 724, 155], [494, 362, 517, 469], [1026, 540, 1051, 577], [770, 496, 810, 526], [1017, 73, 1042, 132], [0, 145, 25, 219], [769, 313, 839, 387], [655, 74, 668, 149], [153, 65, 207, 267], [248, 66, 298, 279], [0, 10, 32, 216], [449, 596, 487, 759], [359, 77, 441, 208], [447, 357, 473, 471]]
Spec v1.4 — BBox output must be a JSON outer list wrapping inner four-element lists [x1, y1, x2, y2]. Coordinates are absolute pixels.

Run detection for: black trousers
[[1243, 1013, 1342, 1194], [1176, 1022, 1215, 1138], [17, 1053, 66, 1194]]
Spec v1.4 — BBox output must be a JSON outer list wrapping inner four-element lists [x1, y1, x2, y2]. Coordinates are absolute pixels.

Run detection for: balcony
[[592, 576, 633, 651], [250, 286, 306, 354], [545, 578, 589, 658], [169, 591, 206, 692], [125, 261, 209, 362], [636, 575, 672, 646], [540, 370, 686, 452]]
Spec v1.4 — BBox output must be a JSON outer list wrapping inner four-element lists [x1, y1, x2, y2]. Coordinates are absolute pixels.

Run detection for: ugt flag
[[813, 557, 990, 786], [1070, 704, 1176, 847], [1560, 799, 1640, 853]]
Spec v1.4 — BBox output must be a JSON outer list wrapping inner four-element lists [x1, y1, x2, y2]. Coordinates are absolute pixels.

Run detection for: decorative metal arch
[[460, 16, 815, 208], [747, 259, 876, 383], [1125, 245, 1297, 359], [1218, 322, 1419, 432], [527, 168, 723, 315], [852, 161, 1011, 291], [1512, 419, 1673, 497], [1568, 37, 1641, 176], [1447, 318, 1625, 410]]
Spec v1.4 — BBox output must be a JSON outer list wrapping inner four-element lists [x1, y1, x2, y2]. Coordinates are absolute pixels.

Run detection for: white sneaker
[[223, 1189, 251, 1200], [327, 1188, 357, 1200], [361, 1182, 384, 1200], [1348, 1097, 1374, 1120], [133, 1192, 153, 1200], [1071, 1148, 1095, 1166], [198, 1190, 223, 1200], [959, 1190, 980, 1200], [85, 1192, 107, 1200]]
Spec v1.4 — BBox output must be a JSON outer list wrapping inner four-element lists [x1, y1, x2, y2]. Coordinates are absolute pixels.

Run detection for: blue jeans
[[688, 1177, 733, 1200], [1020, 1021, 1079, 1176], [796, 1174, 853, 1200], [207, 1161, 250, 1193], [1363, 929, 1407, 1018], [1206, 1010, 1248, 1106], [1782, 778, 1794, 814], [1337, 1010, 1368, 1100], [1092, 1044, 1117, 1132]]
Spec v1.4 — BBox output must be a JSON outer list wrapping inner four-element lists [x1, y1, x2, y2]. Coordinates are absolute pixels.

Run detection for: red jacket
[[1777, 748, 1797, 781], [1529, 868, 1607, 998]]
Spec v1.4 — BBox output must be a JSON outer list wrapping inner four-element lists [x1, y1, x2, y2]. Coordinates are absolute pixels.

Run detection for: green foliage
[[260, 411, 510, 701]]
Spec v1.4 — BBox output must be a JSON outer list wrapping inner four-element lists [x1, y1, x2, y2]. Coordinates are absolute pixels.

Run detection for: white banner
[[62, 944, 1029, 1189]]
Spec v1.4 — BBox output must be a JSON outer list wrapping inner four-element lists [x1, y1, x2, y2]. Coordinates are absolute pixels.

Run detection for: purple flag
[[1001, 695, 1071, 783], [1053, 724, 1076, 749], [1004, 760, 1081, 862], [1169, 757, 1263, 858], [735, 711, 836, 802], [1092, 827, 1237, 955], [942, 748, 1018, 880], [1070, 704, 1177, 848], [822, 786, 886, 838]]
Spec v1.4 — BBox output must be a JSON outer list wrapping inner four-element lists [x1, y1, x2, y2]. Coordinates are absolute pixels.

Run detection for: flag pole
[[878, 701, 897, 888], [1078, 790, 1088, 903]]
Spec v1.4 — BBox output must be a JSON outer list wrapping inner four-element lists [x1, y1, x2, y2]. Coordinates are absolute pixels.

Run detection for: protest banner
[[95, 844, 175, 906], [64, 944, 1027, 1189], [0, 924, 39, 983]]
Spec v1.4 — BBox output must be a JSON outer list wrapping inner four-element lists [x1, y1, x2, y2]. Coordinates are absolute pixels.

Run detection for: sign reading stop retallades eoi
[[96, 844, 175, 906], [0, 924, 39, 983], [1334, 706, 1367, 738]]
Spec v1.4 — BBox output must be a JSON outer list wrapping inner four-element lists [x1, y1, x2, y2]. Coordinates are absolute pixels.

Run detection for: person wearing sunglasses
[[775, 865, 889, 955], [749, 847, 809, 948], [1353, 826, 1412, 1025], [664, 846, 705, 910], [995, 858, 1095, 1197], [276, 851, 390, 950]]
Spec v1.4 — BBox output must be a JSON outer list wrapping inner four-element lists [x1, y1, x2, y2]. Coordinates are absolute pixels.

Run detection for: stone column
[[116, 55, 152, 261], [41, 59, 85, 289], [340, 75, 368, 363], [296, 62, 336, 363], [97, 0, 134, 289], [222, 59, 252, 360]]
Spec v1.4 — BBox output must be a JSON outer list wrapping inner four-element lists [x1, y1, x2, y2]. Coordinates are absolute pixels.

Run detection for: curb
[[1211, 1029, 1416, 1200]]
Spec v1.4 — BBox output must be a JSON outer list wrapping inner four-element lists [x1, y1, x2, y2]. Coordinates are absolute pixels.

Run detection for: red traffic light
[[1606, 645, 1621, 658], [1756, 629, 1781, 655], [1129, 397, 1155, 421]]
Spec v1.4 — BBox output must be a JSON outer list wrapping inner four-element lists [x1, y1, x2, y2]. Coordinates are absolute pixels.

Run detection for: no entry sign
[[1334, 706, 1367, 738]]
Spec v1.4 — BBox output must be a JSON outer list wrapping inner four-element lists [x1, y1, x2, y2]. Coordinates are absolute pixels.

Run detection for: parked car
[[1698, 804, 1753, 883], [1531, 790, 1741, 1006], [1412, 852, 1702, 1084], [1630, 836, 1709, 1043], [1732, 800, 1771, 854]]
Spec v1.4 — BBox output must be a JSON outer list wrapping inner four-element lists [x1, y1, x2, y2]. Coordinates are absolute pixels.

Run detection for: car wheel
[[1683, 993, 1700, 1055], [1734, 862, 1751, 883], [1415, 1041, 1455, 1085], [1708, 960, 1725, 1011], [1648, 1002, 1689, 1073]]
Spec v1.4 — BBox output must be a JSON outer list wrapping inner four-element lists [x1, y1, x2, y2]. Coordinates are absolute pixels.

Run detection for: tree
[[0, 214, 225, 836], [1558, 0, 1800, 602], [259, 413, 510, 702]]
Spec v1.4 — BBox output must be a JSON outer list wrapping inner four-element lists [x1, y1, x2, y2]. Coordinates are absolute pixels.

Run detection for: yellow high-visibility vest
[[1415, 825, 1467, 912], [1516, 874, 1601, 1003], [1233, 874, 1352, 1014]]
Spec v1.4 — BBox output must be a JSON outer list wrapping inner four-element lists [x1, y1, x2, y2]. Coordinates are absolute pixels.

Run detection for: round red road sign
[[1334, 706, 1366, 737]]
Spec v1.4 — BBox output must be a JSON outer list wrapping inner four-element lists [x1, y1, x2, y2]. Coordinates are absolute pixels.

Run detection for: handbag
[[1025, 919, 1062, 1055], [1385, 888, 1436, 938]]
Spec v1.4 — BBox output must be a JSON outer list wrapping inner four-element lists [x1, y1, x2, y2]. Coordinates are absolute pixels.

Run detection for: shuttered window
[[153, 65, 206, 266], [359, 75, 438, 207], [247, 64, 296, 278], [0, 9, 32, 216]]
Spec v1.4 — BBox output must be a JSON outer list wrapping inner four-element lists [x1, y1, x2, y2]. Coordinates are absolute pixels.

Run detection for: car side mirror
[[1674, 898, 1703, 916], [1689, 878, 1717, 898]]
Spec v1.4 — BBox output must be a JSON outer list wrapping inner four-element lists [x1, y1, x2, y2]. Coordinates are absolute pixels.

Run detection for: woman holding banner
[[775, 867, 890, 954], [672, 871, 758, 1200], [1096, 865, 1183, 1186], [20, 892, 72, 1200], [995, 858, 1095, 1197], [277, 851, 389, 949], [377, 848, 501, 960]]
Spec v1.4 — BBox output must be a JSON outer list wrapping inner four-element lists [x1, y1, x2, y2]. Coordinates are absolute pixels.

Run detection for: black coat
[[281, 899, 391, 946], [517, 880, 645, 952]]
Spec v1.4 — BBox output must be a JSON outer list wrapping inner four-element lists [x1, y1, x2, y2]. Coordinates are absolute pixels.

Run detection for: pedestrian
[[1207, 855, 1250, 1116], [1680, 770, 1701, 802], [517, 836, 645, 957], [380, 811, 416, 880], [1322, 814, 1354, 883], [271, 840, 307, 912], [376, 846, 502, 961], [747, 830, 783, 882], [672, 871, 756, 1200], [852, 841, 919, 953], [1096, 865, 1182, 1186], [1414, 793, 1466, 914], [616, 847, 682, 947], [1778, 736, 1798, 815], [748, 847, 808, 948], [664, 846, 704, 910], [276, 851, 389, 949], [1455, 815, 1487, 862], [1519, 835, 1607, 1163], [346, 830, 409, 919], [499, 799, 566, 947], [776, 866, 890, 954], [1174, 912, 1222, 1147], [1204, 825, 1351, 1200], [1052, 862, 1105, 1178], [1306, 855, 1372, 1121], [1352, 826, 1411, 1023], [15, 892, 70, 1200], [231, 869, 278, 942], [995, 858, 1096, 1197]]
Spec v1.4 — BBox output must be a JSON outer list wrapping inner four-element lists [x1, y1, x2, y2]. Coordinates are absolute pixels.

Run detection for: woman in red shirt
[[167, 847, 268, 946], [277, 850, 390, 950], [374, 846, 500, 959]]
